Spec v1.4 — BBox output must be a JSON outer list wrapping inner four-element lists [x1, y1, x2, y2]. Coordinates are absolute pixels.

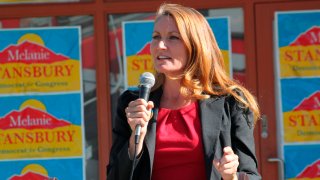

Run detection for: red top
[[152, 101, 207, 180]]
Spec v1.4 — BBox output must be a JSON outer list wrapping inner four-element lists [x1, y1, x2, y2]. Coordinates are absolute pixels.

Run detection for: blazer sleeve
[[107, 90, 137, 180], [226, 95, 261, 180]]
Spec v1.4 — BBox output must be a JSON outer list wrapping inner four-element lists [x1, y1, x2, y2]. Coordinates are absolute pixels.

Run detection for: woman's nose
[[158, 40, 167, 49]]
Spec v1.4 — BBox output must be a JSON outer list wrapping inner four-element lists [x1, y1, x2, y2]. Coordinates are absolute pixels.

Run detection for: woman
[[107, 3, 261, 180]]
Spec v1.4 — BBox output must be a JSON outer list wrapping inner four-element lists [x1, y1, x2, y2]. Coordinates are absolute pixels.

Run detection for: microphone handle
[[135, 85, 151, 144], [135, 125, 141, 144], [139, 85, 151, 101]]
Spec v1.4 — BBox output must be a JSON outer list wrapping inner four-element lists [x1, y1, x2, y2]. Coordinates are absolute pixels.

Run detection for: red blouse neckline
[[159, 101, 197, 112]]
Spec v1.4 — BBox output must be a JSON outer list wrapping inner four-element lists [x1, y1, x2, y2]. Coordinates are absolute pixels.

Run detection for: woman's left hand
[[213, 146, 239, 180]]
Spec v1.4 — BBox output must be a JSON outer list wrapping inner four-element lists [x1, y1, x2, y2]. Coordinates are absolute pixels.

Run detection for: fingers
[[147, 101, 154, 111], [220, 147, 238, 164], [127, 99, 148, 112], [212, 159, 220, 169], [223, 146, 233, 155], [213, 146, 239, 179], [220, 154, 239, 169], [126, 100, 153, 120], [125, 99, 154, 129]]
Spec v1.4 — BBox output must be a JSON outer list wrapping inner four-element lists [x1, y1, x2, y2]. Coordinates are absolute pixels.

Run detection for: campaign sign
[[275, 10, 320, 180], [281, 84, 320, 142], [0, 94, 83, 160], [207, 17, 232, 77], [0, 27, 81, 94], [281, 78, 320, 142], [0, 158, 83, 180], [276, 11, 320, 78], [122, 17, 231, 89], [284, 145, 320, 179]]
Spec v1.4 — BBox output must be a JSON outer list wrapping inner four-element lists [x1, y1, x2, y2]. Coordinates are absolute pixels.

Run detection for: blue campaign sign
[[0, 27, 85, 179], [277, 11, 320, 48], [207, 17, 230, 50], [281, 78, 320, 112], [0, 158, 83, 179], [0, 94, 85, 178], [0, 94, 82, 125], [0, 27, 80, 60], [275, 10, 320, 180], [0, 27, 83, 94], [284, 145, 320, 179], [123, 21, 154, 57]]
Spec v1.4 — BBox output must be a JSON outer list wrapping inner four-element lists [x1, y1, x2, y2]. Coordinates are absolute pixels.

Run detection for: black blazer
[[107, 87, 261, 180]]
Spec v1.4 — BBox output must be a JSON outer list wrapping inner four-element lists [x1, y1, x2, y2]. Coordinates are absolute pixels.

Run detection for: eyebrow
[[152, 31, 180, 35]]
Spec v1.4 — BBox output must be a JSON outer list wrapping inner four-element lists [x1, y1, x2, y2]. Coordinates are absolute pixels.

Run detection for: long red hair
[[152, 3, 260, 122]]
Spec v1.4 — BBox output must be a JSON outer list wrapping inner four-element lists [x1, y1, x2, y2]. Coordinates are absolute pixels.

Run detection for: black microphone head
[[139, 72, 155, 88]]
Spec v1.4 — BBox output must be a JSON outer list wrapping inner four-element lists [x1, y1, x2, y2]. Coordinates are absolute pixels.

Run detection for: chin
[[154, 66, 166, 73], [154, 66, 182, 75]]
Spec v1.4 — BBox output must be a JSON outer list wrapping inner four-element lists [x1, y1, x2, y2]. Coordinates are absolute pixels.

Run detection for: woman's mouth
[[157, 55, 171, 60]]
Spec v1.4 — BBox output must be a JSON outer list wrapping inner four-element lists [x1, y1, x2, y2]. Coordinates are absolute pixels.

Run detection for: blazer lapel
[[199, 97, 225, 180], [144, 88, 225, 179], [144, 87, 162, 178]]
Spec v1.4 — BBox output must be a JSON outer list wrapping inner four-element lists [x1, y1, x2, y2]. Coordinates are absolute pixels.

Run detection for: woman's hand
[[126, 99, 154, 158], [213, 146, 239, 180]]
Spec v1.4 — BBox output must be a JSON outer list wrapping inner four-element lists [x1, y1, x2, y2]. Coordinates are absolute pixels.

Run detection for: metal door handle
[[268, 157, 284, 180], [261, 114, 268, 138]]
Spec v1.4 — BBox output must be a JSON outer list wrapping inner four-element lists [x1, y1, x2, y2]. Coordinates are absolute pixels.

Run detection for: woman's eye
[[169, 35, 179, 40], [152, 35, 160, 40]]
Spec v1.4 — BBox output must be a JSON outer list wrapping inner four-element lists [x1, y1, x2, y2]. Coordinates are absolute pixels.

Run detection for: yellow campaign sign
[[279, 46, 320, 78], [0, 125, 83, 159], [0, 60, 81, 93], [0, 32, 82, 94], [126, 54, 155, 87], [0, 98, 83, 159], [221, 50, 231, 77], [283, 110, 320, 142], [0, 27, 85, 179], [276, 12, 320, 180]]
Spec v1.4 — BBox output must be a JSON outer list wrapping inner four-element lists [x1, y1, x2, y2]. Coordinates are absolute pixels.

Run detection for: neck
[[162, 77, 181, 99], [161, 77, 193, 109]]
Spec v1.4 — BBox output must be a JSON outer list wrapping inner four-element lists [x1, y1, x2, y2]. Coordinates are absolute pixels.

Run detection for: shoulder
[[117, 87, 163, 108], [119, 89, 139, 99], [224, 91, 254, 128], [117, 90, 139, 108], [224, 89, 247, 110]]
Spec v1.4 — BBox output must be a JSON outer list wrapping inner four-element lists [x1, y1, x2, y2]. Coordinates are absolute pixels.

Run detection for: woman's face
[[150, 15, 188, 77]]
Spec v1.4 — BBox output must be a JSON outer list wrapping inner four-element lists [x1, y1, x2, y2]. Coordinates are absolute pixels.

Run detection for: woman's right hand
[[125, 99, 154, 157]]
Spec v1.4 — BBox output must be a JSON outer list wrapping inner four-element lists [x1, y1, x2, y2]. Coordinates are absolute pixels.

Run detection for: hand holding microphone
[[126, 72, 155, 149], [126, 99, 154, 143]]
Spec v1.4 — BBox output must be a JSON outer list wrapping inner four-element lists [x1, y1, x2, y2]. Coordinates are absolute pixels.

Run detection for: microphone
[[135, 72, 155, 144]]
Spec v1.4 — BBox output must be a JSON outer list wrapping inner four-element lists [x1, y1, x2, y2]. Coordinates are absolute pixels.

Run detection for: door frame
[[255, 1, 320, 179]]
